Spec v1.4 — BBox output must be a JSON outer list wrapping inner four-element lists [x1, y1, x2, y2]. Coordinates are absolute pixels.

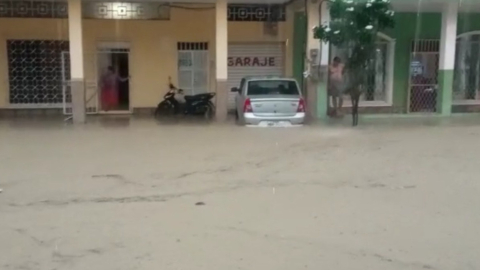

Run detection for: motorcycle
[[154, 79, 216, 120]]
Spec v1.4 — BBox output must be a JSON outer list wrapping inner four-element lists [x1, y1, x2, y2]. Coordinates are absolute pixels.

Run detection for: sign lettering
[[228, 57, 276, 67]]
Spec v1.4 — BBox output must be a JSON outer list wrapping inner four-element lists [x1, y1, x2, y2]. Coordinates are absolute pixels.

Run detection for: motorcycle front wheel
[[154, 101, 175, 119], [204, 102, 215, 120]]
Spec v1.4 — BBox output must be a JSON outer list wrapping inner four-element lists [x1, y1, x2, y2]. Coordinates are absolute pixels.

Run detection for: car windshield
[[247, 80, 299, 96]]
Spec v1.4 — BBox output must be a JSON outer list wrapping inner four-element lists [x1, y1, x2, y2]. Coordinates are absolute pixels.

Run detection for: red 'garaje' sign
[[228, 57, 275, 67]]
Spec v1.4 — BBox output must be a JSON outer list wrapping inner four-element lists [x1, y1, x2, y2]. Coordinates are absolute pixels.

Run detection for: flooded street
[[1, 117, 480, 270]]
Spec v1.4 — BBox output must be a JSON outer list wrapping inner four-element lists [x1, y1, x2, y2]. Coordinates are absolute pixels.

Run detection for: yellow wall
[[0, 7, 294, 108]]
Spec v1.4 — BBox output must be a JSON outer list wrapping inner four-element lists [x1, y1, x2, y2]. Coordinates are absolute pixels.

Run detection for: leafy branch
[[313, 0, 395, 125]]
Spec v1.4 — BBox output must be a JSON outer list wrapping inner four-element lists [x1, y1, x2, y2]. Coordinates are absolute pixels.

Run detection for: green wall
[[385, 12, 480, 112], [458, 13, 480, 35], [293, 12, 307, 92], [293, 11, 480, 113]]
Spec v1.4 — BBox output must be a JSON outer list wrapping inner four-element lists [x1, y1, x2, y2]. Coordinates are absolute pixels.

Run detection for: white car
[[231, 77, 305, 127]]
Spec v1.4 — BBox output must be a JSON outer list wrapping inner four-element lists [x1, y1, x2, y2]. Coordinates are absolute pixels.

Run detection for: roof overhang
[[390, 0, 480, 12], [80, 0, 292, 3], [75, 0, 480, 11]]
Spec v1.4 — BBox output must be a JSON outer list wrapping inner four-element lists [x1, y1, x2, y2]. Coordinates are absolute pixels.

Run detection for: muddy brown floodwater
[[1, 117, 480, 270]]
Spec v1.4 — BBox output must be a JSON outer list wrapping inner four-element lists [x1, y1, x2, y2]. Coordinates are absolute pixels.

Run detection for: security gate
[[408, 40, 440, 113], [61, 51, 100, 116], [61, 51, 73, 115]]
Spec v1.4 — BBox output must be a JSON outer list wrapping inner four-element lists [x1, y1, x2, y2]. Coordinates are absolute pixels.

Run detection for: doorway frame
[[97, 41, 132, 114]]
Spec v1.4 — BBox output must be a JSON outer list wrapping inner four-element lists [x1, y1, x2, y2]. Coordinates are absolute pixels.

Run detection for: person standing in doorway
[[99, 66, 129, 111], [329, 57, 345, 117]]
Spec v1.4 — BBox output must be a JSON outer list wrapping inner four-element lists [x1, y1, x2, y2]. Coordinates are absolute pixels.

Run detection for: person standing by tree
[[329, 56, 345, 117], [314, 0, 394, 126]]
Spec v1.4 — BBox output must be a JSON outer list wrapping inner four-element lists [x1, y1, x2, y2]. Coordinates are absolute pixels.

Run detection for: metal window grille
[[61, 51, 105, 115], [453, 35, 480, 102], [408, 40, 439, 113], [177, 42, 209, 95], [7, 40, 69, 106], [60, 51, 71, 112]]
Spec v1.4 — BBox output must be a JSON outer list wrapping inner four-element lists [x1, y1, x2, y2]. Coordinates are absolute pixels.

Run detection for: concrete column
[[68, 0, 86, 123], [215, 0, 228, 122], [318, 0, 330, 119], [305, 0, 321, 120], [437, 2, 458, 115]]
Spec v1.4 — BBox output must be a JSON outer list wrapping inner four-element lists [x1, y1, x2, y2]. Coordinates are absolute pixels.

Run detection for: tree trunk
[[350, 89, 360, 126], [347, 70, 365, 126]]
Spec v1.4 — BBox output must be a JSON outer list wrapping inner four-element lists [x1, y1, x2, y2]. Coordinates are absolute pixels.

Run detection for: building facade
[[314, 0, 480, 117], [0, 0, 479, 122], [0, 0, 302, 122]]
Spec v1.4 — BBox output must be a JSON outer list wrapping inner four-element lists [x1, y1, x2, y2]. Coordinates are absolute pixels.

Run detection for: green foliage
[[313, 0, 395, 72], [313, 0, 395, 126]]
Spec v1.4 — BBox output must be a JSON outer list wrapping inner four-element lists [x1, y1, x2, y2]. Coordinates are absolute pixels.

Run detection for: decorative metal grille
[[82, 2, 170, 20], [177, 42, 209, 95], [177, 42, 208, 51], [0, 0, 67, 18], [0, 1, 171, 20], [228, 4, 286, 22], [409, 40, 439, 113], [7, 40, 69, 105], [61, 51, 99, 115], [60, 51, 71, 110], [453, 35, 480, 102]]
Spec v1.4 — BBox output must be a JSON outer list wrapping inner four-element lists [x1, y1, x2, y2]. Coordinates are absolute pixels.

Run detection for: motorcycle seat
[[184, 95, 197, 101], [184, 93, 214, 101]]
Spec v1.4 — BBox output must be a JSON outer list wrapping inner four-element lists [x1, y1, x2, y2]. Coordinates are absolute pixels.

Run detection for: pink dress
[[100, 73, 119, 110]]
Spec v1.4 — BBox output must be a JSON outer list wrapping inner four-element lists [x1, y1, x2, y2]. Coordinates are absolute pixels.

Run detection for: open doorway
[[97, 47, 130, 112]]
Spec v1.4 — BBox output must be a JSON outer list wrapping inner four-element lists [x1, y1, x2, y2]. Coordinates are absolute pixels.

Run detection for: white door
[[177, 42, 209, 95], [228, 43, 285, 110]]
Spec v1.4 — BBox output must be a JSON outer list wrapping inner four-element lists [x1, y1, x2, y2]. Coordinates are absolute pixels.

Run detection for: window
[[453, 33, 480, 102], [177, 42, 209, 95], [330, 33, 394, 105], [247, 80, 300, 96], [7, 39, 69, 105]]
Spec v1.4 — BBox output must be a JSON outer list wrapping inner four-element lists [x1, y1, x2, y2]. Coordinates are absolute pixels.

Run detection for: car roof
[[243, 76, 296, 81]]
